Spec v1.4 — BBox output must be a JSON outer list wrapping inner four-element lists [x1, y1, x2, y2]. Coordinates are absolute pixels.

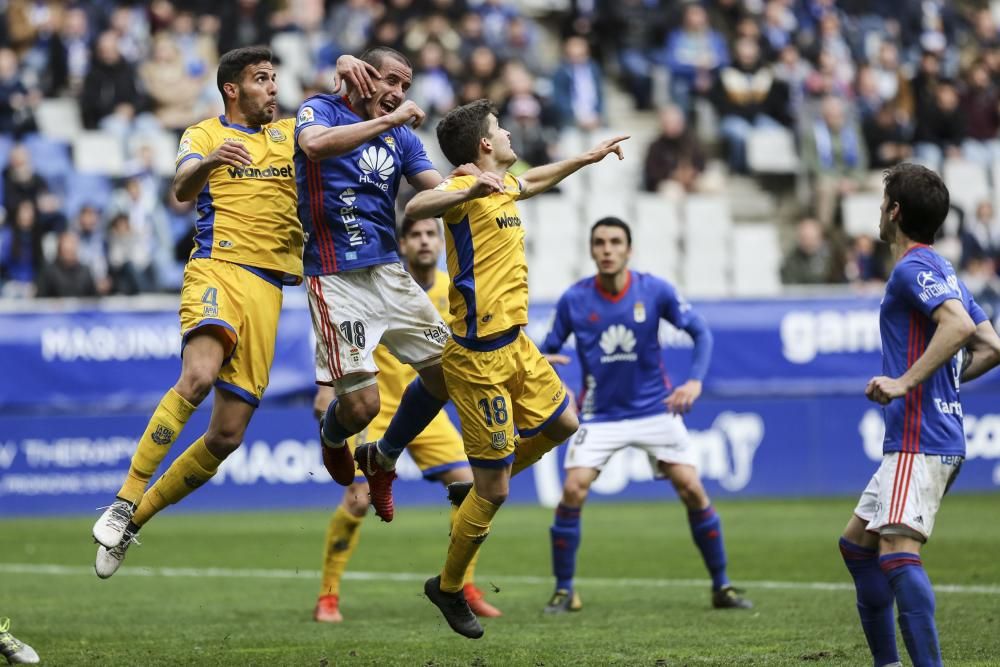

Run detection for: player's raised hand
[[865, 375, 907, 405], [544, 353, 572, 366], [206, 140, 252, 168], [665, 379, 702, 414], [585, 135, 630, 163], [389, 100, 426, 129], [333, 55, 381, 98], [466, 172, 506, 199]]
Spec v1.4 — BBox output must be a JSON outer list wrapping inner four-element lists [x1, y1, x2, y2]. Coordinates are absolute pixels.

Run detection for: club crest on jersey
[[267, 127, 286, 142], [490, 431, 507, 450], [382, 135, 396, 151], [297, 106, 314, 126], [633, 301, 646, 323], [177, 135, 192, 158]]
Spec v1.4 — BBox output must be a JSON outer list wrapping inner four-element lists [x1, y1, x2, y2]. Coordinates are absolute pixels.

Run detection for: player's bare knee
[[343, 485, 370, 516], [479, 489, 508, 505], [416, 364, 449, 400], [561, 482, 589, 507], [313, 386, 334, 422], [546, 407, 579, 442], [337, 395, 379, 431], [204, 426, 245, 459], [175, 367, 216, 405]]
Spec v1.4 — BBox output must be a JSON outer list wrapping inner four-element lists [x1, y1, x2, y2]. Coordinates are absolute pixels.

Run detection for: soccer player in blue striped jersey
[[539, 217, 752, 613], [840, 163, 1000, 667], [294, 47, 453, 521]]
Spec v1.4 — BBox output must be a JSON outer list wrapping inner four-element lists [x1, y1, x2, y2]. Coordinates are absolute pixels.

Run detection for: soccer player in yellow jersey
[[312, 217, 500, 623], [404, 99, 628, 638], [91, 46, 316, 578]]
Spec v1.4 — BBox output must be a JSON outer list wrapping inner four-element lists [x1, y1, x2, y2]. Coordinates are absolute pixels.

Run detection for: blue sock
[[550, 504, 581, 592], [322, 400, 354, 445], [377, 379, 446, 460], [880, 553, 942, 667], [839, 538, 899, 666], [688, 506, 729, 591]]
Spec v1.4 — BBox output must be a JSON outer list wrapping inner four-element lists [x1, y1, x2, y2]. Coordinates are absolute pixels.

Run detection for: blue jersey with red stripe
[[293, 95, 435, 275], [541, 271, 711, 423], [880, 245, 987, 456]]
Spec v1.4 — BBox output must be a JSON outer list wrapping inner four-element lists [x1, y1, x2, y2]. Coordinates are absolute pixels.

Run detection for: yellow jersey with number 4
[[176, 115, 303, 284]]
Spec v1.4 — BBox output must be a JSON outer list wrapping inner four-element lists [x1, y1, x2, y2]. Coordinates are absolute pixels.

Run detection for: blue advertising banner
[[2, 396, 998, 517]]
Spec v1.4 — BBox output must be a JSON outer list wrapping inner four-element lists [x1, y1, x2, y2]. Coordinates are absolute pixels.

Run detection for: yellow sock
[[450, 505, 481, 586], [510, 432, 563, 477], [117, 388, 197, 504], [320, 505, 364, 597], [132, 436, 221, 527], [441, 488, 499, 592]]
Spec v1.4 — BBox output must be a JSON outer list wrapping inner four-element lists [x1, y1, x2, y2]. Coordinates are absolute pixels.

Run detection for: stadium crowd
[[2, 0, 1000, 307]]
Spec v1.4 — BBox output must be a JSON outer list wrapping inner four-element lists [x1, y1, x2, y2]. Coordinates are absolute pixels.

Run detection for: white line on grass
[[1, 562, 997, 595]]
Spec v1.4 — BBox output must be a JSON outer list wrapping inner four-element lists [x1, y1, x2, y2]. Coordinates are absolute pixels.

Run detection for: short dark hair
[[436, 99, 496, 166], [590, 217, 632, 247], [359, 46, 411, 72], [217, 46, 273, 99], [882, 163, 950, 244], [399, 216, 439, 238]]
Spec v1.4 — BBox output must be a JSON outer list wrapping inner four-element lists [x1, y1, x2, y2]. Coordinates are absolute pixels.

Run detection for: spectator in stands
[[606, 0, 665, 110], [405, 13, 462, 56], [871, 42, 914, 118], [465, 45, 505, 101], [962, 255, 1000, 321], [845, 234, 889, 285], [960, 200, 1000, 271], [45, 6, 91, 97], [804, 50, 853, 102], [80, 30, 144, 133], [327, 0, 378, 56], [499, 61, 558, 168], [863, 103, 913, 170], [761, 1, 795, 60], [140, 36, 207, 132], [167, 11, 218, 81], [72, 204, 110, 295], [0, 200, 44, 298], [409, 41, 456, 125], [642, 104, 708, 200], [108, 174, 170, 293], [773, 43, 812, 116], [660, 3, 728, 112], [218, 0, 273, 56], [959, 59, 1000, 167], [710, 37, 791, 173], [497, 16, 542, 76], [780, 217, 838, 284], [108, 4, 150, 65], [0, 47, 37, 136], [457, 11, 487, 62], [913, 80, 965, 172], [802, 96, 869, 228], [105, 212, 147, 296], [36, 230, 98, 298], [910, 50, 943, 117], [553, 35, 604, 130], [2, 144, 47, 215]]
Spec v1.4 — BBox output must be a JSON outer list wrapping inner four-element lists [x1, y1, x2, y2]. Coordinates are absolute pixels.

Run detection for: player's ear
[[222, 81, 239, 102], [480, 136, 492, 154]]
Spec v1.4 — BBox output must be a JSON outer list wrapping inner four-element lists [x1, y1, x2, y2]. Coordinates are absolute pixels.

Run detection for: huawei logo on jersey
[[359, 146, 395, 181], [599, 324, 638, 363]]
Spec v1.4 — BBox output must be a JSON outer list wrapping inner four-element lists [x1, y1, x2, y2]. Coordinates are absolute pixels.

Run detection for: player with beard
[[92, 46, 343, 577], [295, 47, 454, 523]]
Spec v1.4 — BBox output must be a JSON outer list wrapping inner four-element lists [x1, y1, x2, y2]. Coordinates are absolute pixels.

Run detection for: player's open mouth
[[379, 100, 397, 114]]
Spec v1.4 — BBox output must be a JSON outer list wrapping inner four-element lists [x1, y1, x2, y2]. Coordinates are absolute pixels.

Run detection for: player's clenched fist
[[206, 139, 252, 168], [388, 100, 426, 129], [585, 135, 630, 163], [467, 172, 506, 199], [865, 375, 908, 405]]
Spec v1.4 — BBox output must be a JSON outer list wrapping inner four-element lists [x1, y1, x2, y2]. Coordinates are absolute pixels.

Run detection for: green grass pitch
[[1, 495, 998, 666]]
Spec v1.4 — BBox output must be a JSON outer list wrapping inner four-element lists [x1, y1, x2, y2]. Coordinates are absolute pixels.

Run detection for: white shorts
[[306, 263, 450, 388], [853, 452, 963, 542], [564, 412, 697, 472]]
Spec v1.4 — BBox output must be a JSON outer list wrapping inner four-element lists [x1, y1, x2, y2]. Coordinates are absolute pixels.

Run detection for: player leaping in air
[[538, 216, 753, 613], [404, 99, 627, 639], [839, 163, 1000, 667], [295, 47, 455, 522]]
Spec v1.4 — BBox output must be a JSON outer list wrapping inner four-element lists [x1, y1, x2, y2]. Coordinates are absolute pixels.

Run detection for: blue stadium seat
[[63, 173, 113, 219], [22, 134, 74, 193]]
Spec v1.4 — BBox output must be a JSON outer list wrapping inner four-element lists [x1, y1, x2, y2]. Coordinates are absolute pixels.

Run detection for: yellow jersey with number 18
[[176, 115, 303, 284], [437, 172, 527, 341]]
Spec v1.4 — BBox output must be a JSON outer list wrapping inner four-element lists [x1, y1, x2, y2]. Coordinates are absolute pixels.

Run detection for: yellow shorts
[[443, 329, 569, 467], [352, 410, 468, 480], [178, 258, 283, 406]]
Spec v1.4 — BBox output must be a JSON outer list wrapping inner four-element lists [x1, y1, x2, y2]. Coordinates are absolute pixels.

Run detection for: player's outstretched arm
[[866, 299, 976, 404], [173, 140, 252, 201], [404, 173, 506, 218], [960, 320, 1000, 382], [298, 101, 426, 162], [517, 135, 629, 200]]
